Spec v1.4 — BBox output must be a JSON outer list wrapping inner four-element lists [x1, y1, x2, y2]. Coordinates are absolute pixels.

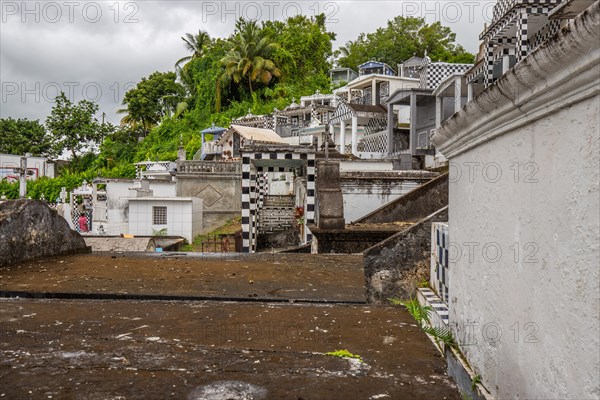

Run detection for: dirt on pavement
[[0, 253, 461, 399], [0, 254, 365, 302]]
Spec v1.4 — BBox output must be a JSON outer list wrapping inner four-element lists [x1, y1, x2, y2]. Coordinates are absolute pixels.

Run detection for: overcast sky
[[0, 1, 494, 124]]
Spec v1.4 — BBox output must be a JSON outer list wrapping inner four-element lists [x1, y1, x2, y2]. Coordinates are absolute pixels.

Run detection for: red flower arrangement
[[294, 206, 304, 225]]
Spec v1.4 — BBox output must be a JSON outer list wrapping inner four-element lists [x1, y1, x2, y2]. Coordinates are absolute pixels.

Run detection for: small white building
[[0, 153, 55, 182], [65, 176, 204, 243], [329, 69, 421, 159], [128, 197, 202, 242], [333, 72, 420, 106]]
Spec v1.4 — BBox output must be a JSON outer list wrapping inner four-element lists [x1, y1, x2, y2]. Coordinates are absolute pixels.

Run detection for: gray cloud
[[0, 0, 490, 125]]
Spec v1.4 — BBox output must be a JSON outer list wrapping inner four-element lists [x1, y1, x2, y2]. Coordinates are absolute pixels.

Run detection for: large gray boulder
[[0, 200, 89, 267]]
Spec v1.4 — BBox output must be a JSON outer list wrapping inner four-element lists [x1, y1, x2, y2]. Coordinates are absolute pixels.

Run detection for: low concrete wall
[[363, 206, 448, 303], [83, 237, 156, 252], [355, 173, 448, 224], [0, 200, 89, 266], [256, 227, 301, 251], [177, 161, 242, 235], [309, 228, 399, 254]]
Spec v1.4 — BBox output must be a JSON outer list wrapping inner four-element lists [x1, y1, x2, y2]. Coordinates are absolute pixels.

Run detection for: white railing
[[177, 160, 241, 175], [203, 141, 223, 157], [134, 161, 176, 179]]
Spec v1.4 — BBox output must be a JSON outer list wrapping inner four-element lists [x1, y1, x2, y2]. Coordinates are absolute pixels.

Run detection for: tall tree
[[45, 92, 110, 161], [120, 71, 184, 135], [95, 127, 139, 168], [0, 118, 55, 157], [335, 16, 474, 70], [175, 30, 212, 69], [220, 19, 281, 96], [262, 14, 335, 84]]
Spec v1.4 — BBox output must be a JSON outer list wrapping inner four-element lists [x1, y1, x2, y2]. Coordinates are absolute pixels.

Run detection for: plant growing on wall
[[389, 297, 456, 348], [294, 206, 304, 226], [152, 228, 168, 236]]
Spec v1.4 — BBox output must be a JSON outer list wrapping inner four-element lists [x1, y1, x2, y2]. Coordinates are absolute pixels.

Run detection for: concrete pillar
[[410, 93, 417, 154], [59, 187, 67, 203], [351, 115, 358, 155], [329, 124, 335, 147], [502, 54, 511, 74], [468, 83, 474, 102], [486, 41, 495, 87], [454, 77, 462, 114], [177, 146, 186, 161], [387, 103, 395, 155], [339, 121, 346, 154], [436, 96, 443, 128], [371, 79, 377, 105], [315, 160, 345, 230], [516, 9, 529, 61]]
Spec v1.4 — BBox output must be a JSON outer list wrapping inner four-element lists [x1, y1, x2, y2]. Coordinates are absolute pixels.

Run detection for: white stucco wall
[[433, 6, 600, 399], [148, 181, 177, 198], [388, 77, 421, 94], [92, 180, 178, 235], [191, 198, 204, 240], [341, 179, 420, 223], [339, 160, 394, 172], [268, 172, 294, 195], [0, 153, 54, 179], [394, 105, 411, 125], [128, 199, 199, 243], [106, 181, 131, 222]]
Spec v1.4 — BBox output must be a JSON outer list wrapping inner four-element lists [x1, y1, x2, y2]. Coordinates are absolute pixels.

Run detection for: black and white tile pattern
[[241, 151, 315, 253], [478, 0, 563, 87], [431, 222, 450, 305], [420, 63, 473, 90], [419, 287, 449, 325]]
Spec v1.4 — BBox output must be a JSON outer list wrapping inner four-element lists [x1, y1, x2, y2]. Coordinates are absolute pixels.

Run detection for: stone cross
[[60, 187, 67, 203]]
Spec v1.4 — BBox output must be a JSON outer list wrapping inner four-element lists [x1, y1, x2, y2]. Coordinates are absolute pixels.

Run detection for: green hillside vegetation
[[0, 15, 473, 201]]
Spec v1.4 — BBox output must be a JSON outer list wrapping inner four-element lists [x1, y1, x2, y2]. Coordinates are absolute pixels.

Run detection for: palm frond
[[174, 101, 189, 118], [424, 325, 456, 346]]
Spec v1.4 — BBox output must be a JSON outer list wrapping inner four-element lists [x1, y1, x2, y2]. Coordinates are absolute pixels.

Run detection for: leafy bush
[[0, 164, 135, 201]]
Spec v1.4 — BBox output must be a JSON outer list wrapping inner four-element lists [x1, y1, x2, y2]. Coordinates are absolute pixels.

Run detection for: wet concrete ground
[[0, 254, 365, 302], [0, 254, 460, 399]]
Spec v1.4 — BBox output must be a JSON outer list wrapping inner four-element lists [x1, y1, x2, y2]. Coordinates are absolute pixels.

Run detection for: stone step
[[263, 196, 295, 207]]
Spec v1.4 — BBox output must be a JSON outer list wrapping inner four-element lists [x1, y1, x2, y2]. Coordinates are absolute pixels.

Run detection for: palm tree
[[176, 65, 197, 98], [172, 65, 196, 118], [116, 107, 153, 136], [175, 30, 211, 69], [220, 19, 281, 96]]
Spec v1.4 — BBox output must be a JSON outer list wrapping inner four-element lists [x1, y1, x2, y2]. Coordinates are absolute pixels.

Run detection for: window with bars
[[153, 206, 167, 225]]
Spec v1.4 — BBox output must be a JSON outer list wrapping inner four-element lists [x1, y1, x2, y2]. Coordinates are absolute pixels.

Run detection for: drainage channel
[[0, 291, 367, 305]]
